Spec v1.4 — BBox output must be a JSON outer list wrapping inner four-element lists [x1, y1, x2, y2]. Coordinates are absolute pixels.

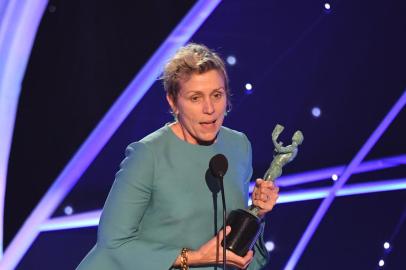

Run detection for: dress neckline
[[164, 123, 223, 150]]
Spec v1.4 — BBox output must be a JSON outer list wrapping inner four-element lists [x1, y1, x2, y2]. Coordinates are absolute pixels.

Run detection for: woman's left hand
[[251, 178, 279, 217]]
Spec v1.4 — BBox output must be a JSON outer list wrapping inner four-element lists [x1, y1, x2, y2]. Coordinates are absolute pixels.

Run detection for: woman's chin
[[195, 134, 218, 145]]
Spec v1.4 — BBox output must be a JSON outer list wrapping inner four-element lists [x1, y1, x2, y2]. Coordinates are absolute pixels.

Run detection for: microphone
[[209, 154, 228, 269], [209, 154, 228, 178]]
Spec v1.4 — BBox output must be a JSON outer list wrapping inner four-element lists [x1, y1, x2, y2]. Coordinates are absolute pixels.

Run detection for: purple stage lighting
[[265, 241, 275, 252], [284, 90, 406, 270], [249, 154, 406, 192], [312, 107, 321, 117], [0, 0, 48, 256], [244, 83, 254, 94], [40, 210, 102, 232], [42, 177, 406, 232], [277, 178, 406, 204], [64, 206, 74, 215], [226, 55, 237, 66], [0, 1, 222, 269]]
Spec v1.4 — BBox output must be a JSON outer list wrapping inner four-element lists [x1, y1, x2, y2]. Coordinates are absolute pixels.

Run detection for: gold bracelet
[[180, 248, 189, 270]]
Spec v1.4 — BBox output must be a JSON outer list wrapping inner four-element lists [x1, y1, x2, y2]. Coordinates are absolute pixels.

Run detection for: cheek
[[217, 103, 227, 117], [178, 106, 199, 123]]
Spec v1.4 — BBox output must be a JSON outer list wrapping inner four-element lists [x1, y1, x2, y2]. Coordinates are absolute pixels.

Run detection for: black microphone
[[209, 154, 228, 178], [209, 154, 228, 269]]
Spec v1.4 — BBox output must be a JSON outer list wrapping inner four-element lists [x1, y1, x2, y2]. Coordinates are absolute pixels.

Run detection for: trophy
[[223, 124, 304, 256]]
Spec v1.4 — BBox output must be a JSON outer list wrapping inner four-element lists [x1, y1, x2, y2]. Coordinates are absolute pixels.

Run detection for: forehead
[[179, 70, 225, 94]]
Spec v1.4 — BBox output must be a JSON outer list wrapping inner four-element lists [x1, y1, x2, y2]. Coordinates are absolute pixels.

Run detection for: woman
[[77, 43, 279, 270]]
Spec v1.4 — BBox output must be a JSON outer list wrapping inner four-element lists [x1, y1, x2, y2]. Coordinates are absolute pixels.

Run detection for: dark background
[[5, 0, 405, 269]]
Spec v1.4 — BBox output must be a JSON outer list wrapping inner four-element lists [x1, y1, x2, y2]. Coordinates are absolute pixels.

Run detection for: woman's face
[[167, 69, 227, 145]]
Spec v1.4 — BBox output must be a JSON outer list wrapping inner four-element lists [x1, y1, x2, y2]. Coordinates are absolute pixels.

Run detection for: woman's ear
[[166, 94, 178, 114]]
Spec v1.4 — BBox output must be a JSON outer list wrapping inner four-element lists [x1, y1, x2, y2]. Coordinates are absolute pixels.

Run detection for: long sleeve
[[247, 224, 269, 270], [77, 125, 265, 270], [77, 142, 180, 270]]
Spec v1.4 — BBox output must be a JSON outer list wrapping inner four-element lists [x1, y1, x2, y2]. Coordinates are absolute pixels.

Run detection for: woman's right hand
[[187, 226, 254, 269]]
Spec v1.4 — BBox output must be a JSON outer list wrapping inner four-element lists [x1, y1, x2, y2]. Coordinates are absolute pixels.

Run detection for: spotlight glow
[[331, 174, 338, 181], [64, 206, 73, 215], [284, 91, 406, 270], [245, 83, 253, 90], [324, 3, 331, 10], [0, 1, 223, 269], [41, 177, 406, 232], [379, 259, 385, 267], [226, 55, 236, 66], [383, 242, 390, 249], [265, 241, 275, 252], [312, 107, 321, 117]]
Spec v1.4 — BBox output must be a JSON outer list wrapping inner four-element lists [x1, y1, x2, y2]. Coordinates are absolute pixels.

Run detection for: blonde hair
[[162, 43, 230, 104]]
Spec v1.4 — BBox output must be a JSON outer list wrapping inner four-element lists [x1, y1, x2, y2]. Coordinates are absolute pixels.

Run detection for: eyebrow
[[184, 87, 225, 94]]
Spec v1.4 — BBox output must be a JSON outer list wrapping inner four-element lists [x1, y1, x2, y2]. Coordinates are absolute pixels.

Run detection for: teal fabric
[[76, 124, 268, 270]]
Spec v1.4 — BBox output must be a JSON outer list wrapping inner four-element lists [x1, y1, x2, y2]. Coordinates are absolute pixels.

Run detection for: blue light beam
[[0, 0, 48, 256], [0, 1, 222, 269], [284, 90, 406, 270], [248, 154, 406, 192], [41, 177, 406, 232]]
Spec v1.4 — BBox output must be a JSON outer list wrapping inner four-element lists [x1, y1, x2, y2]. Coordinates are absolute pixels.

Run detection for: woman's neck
[[169, 122, 215, 146]]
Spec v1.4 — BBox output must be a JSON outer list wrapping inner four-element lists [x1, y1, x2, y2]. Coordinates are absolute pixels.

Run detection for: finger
[[260, 193, 270, 202], [255, 178, 264, 187], [254, 192, 266, 202], [260, 188, 278, 199], [253, 189, 265, 201], [255, 189, 271, 201], [218, 226, 231, 240], [225, 225, 231, 235], [242, 251, 254, 269], [243, 250, 254, 260], [256, 196, 277, 208], [240, 250, 254, 269], [259, 188, 272, 196], [262, 181, 277, 189], [269, 183, 279, 192], [260, 185, 279, 196], [253, 199, 266, 209], [225, 250, 252, 269], [257, 182, 276, 194]]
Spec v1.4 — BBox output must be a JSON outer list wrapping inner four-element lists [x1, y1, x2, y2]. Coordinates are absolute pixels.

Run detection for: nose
[[203, 97, 215, 114]]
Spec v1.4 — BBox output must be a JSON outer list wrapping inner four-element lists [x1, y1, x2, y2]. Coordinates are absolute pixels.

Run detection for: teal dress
[[76, 125, 268, 270]]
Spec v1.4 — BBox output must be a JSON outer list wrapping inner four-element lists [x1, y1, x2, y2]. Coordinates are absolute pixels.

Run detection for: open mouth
[[200, 119, 216, 125]]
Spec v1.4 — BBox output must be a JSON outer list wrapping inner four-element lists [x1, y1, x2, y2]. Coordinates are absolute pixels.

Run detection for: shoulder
[[220, 126, 251, 146], [126, 125, 169, 152], [139, 125, 169, 144], [122, 125, 176, 166], [116, 128, 168, 181], [219, 126, 252, 162]]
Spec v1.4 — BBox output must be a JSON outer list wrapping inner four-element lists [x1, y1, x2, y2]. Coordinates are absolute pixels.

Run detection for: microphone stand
[[208, 153, 229, 269], [218, 174, 227, 270]]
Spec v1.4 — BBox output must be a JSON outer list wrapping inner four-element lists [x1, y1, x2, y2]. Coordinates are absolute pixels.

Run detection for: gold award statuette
[[223, 124, 304, 256]]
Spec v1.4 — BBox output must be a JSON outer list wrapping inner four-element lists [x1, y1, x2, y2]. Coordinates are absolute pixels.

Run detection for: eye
[[190, 95, 202, 102], [212, 91, 224, 100]]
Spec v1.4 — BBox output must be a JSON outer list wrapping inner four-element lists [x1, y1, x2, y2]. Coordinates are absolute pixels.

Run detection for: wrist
[[179, 248, 189, 270], [187, 249, 202, 266], [174, 249, 202, 268]]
